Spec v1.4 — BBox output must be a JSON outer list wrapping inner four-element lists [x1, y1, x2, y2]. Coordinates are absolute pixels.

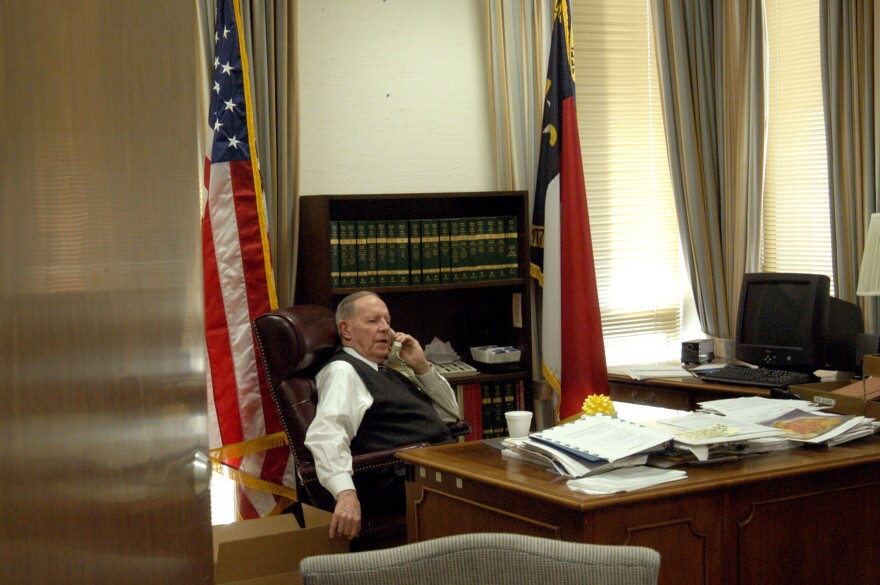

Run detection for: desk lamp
[[856, 213, 880, 383]]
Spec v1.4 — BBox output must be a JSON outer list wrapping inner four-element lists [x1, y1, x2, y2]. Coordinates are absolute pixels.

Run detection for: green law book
[[488, 215, 507, 281], [338, 220, 358, 288], [408, 219, 422, 285], [329, 220, 340, 289], [449, 217, 464, 284], [454, 217, 472, 283], [473, 216, 490, 282], [356, 220, 378, 287], [503, 380, 516, 413], [466, 217, 479, 282], [420, 219, 441, 285], [385, 219, 410, 287], [376, 220, 389, 286], [504, 215, 519, 279], [491, 382, 505, 436], [481, 382, 495, 439], [439, 219, 452, 283]]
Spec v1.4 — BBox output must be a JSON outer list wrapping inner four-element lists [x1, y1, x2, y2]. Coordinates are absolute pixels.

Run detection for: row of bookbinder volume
[[329, 215, 519, 288]]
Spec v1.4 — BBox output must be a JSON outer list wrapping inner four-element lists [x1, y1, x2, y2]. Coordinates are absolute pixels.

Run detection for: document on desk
[[609, 364, 693, 380], [505, 438, 649, 478], [697, 396, 826, 424], [530, 415, 674, 463], [567, 466, 687, 495], [763, 409, 872, 444], [652, 412, 784, 446]]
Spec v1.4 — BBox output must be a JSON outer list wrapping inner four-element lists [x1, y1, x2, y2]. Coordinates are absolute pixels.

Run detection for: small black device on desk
[[681, 339, 714, 365], [699, 364, 812, 389]]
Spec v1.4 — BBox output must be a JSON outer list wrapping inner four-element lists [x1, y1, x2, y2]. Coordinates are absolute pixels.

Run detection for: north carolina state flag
[[530, 0, 608, 421]]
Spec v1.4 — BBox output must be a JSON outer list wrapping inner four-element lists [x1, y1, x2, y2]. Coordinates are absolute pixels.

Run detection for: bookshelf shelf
[[295, 191, 533, 439]]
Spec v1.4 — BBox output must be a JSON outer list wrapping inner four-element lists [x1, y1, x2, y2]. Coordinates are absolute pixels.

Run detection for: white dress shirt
[[304, 347, 459, 498]]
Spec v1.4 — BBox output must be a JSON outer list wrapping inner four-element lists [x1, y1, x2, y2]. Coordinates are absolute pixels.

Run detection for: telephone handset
[[387, 329, 404, 364]]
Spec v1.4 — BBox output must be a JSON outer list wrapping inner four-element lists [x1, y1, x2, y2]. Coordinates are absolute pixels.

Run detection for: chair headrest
[[253, 304, 339, 384]]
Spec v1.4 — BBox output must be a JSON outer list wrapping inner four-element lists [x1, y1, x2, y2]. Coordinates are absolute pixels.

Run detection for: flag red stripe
[[237, 487, 259, 520], [558, 98, 608, 418], [228, 161, 289, 490], [230, 161, 271, 320], [202, 201, 246, 446], [228, 162, 282, 415]]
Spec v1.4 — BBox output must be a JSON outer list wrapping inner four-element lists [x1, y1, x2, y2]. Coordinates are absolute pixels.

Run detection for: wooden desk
[[399, 437, 880, 585]]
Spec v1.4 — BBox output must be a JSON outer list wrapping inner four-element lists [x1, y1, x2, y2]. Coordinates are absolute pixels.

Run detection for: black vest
[[328, 352, 452, 454]]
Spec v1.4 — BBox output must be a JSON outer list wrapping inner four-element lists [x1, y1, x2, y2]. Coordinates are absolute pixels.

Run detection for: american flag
[[202, 0, 293, 518], [530, 0, 608, 421]]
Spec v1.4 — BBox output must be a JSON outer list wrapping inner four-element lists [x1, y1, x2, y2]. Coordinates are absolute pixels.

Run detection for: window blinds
[[572, 0, 684, 365], [764, 0, 833, 283]]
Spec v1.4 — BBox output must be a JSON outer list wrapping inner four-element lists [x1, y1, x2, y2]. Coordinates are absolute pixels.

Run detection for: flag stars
[[227, 135, 241, 149], [223, 26, 231, 39], [224, 98, 236, 112], [214, 56, 220, 68], [221, 61, 233, 75], [213, 119, 223, 132], [213, 81, 221, 94]]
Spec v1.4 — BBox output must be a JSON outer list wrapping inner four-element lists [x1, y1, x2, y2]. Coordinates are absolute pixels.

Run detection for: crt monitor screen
[[735, 272, 863, 373], [738, 280, 817, 349], [735, 273, 829, 373]]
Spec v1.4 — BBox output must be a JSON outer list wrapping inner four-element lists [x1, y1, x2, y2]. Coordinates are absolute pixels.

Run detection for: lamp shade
[[857, 213, 880, 296]]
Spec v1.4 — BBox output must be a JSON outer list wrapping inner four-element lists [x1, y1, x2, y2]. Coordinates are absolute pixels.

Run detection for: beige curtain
[[820, 0, 880, 332], [484, 0, 550, 396], [484, 0, 548, 196], [652, 0, 767, 353], [196, 0, 299, 306]]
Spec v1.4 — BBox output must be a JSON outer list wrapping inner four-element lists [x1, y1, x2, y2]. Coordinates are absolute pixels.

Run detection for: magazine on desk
[[763, 409, 875, 444]]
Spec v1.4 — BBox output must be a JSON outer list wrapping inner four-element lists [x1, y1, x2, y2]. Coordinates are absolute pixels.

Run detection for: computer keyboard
[[700, 365, 812, 389]]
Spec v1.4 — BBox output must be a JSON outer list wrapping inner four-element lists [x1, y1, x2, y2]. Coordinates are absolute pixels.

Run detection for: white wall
[[297, 0, 496, 195]]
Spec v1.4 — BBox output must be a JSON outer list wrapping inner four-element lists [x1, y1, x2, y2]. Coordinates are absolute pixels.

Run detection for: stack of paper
[[697, 396, 826, 424], [763, 409, 877, 446], [529, 415, 674, 461], [643, 412, 784, 462], [567, 466, 687, 495], [697, 396, 878, 449], [502, 414, 674, 478], [501, 438, 647, 478]]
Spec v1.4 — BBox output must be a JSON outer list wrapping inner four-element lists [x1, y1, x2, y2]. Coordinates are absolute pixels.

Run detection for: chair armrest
[[447, 420, 472, 438], [351, 443, 430, 473], [296, 442, 430, 484]]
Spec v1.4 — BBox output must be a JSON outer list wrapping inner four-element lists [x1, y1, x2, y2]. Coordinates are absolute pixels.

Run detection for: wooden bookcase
[[295, 191, 533, 395]]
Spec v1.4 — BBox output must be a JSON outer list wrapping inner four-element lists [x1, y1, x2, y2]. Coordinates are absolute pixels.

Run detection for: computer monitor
[[735, 272, 864, 374]]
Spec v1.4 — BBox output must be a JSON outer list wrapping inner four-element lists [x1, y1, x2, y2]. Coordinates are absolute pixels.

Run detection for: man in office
[[304, 291, 459, 543]]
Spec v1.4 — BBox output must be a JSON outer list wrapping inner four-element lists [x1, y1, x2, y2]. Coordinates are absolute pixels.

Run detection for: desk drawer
[[609, 381, 690, 410]]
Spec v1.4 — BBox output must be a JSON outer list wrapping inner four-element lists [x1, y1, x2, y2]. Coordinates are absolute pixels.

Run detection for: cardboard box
[[862, 354, 880, 380], [788, 379, 880, 419], [213, 505, 349, 585]]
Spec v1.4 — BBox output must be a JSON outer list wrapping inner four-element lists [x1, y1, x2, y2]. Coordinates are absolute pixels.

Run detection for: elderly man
[[304, 291, 460, 543]]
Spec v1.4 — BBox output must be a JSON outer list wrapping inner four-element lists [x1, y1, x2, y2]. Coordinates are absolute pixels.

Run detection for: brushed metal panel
[[0, 1, 213, 583]]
